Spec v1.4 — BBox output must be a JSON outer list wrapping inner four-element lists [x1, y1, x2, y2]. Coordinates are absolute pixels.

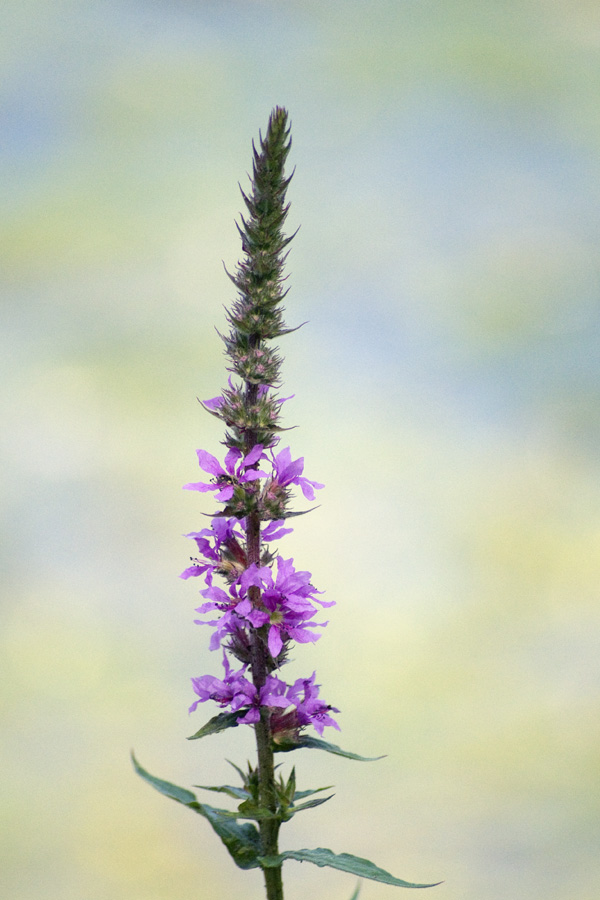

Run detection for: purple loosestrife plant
[[133, 107, 440, 899]]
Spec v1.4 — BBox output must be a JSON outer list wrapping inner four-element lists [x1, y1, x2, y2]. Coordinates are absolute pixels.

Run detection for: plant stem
[[245, 381, 284, 900]]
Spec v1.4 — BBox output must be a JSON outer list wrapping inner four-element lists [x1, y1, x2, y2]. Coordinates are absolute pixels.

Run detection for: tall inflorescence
[[133, 107, 439, 900], [181, 106, 335, 898]]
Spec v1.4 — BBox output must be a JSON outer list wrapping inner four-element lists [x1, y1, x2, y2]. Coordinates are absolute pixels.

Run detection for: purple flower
[[189, 654, 254, 714], [287, 672, 341, 736], [241, 557, 332, 658], [180, 517, 246, 584], [195, 581, 266, 650], [269, 447, 324, 501], [236, 674, 291, 724], [183, 445, 267, 501]]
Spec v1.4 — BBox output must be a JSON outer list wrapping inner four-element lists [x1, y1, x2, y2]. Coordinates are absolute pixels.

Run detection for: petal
[[246, 608, 269, 628], [242, 443, 264, 468], [241, 469, 267, 482], [237, 708, 260, 724], [263, 694, 290, 709], [179, 565, 203, 580], [298, 477, 324, 500], [209, 631, 222, 651], [262, 522, 293, 541], [288, 626, 320, 644], [202, 396, 223, 411], [234, 598, 252, 616], [196, 449, 225, 476], [268, 625, 283, 658], [273, 446, 292, 474], [183, 481, 216, 492], [224, 447, 242, 474]]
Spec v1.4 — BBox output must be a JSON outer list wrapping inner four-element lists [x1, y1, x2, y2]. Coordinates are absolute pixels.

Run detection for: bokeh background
[[2, 2, 600, 898]]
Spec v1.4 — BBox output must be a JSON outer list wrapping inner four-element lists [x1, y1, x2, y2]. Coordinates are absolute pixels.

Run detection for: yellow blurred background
[[2, 2, 600, 898]]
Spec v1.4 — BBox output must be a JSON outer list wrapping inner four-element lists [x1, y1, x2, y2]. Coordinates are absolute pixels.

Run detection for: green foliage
[[259, 847, 442, 889], [131, 753, 262, 869], [274, 735, 385, 761], [187, 710, 242, 740], [133, 753, 440, 887], [193, 783, 250, 801]]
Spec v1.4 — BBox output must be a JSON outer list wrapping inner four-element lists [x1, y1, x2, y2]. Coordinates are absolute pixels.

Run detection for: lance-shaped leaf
[[348, 885, 361, 900], [199, 804, 263, 866], [187, 710, 243, 740], [194, 783, 251, 801], [279, 506, 320, 519], [259, 847, 442, 888], [132, 754, 261, 870], [293, 784, 334, 801], [285, 794, 334, 816], [274, 735, 384, 762], [208, 804, 277, 822], [132, 752, 200, 807]]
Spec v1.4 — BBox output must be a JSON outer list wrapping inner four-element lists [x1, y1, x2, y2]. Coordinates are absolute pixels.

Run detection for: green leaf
[[209, 805, 276, 822], [274, 735, 385, 762], [280, 506, 320, 519], [348, 884, 361, 900], [199, 805, 263, 868], [226, 759, 248, 782], [294, 784, 334, 801], [187, 710, 243, 740], [194, 784, 250, 801], [287, 795, 334, 815], [132, 752, 200, 807], [259, 847, 442, 888], [131, 753, 261, 870], [283, 766, 296, 804], [236, 799, 279, 821]]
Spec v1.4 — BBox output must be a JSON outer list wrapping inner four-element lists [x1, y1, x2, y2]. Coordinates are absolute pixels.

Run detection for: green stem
[[245, 382, 284, 900]]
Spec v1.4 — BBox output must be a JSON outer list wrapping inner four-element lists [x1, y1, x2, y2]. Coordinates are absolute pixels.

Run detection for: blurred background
[[2, 1, 600, 898]]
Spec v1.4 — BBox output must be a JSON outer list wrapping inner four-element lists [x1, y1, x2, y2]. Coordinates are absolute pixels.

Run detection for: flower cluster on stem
[[182, 108, 337, 900], [133, 106, 440, 900]]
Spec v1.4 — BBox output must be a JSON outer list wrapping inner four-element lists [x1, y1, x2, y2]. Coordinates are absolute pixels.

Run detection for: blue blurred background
[[2, 2, 600, 898]]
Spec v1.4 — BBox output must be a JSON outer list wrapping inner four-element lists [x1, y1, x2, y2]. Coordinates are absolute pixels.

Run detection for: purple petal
[[262, 693, 290, 709], [288, 626, 320, 644], [224, 447, 241, 474], [234, 598, 252, 616], [179, 565, 208, 580], [208, 631, 223, 651], [242, 444, 264, 468], [268, 625, 283, 658], [241, 469, 267, 482], [196, 449, 225, 476], [237, 708, 260, 724], [261, 521, 293, 541], [298, 480, 315, 500], [183, 481, 215, 492], [203, 396, 223, 411], [240, 564, 270, 591], [246, 608, 269, 628]]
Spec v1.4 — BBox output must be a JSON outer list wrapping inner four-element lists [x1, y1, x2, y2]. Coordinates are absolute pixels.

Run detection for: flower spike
[[133, 107, 439, 900]]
